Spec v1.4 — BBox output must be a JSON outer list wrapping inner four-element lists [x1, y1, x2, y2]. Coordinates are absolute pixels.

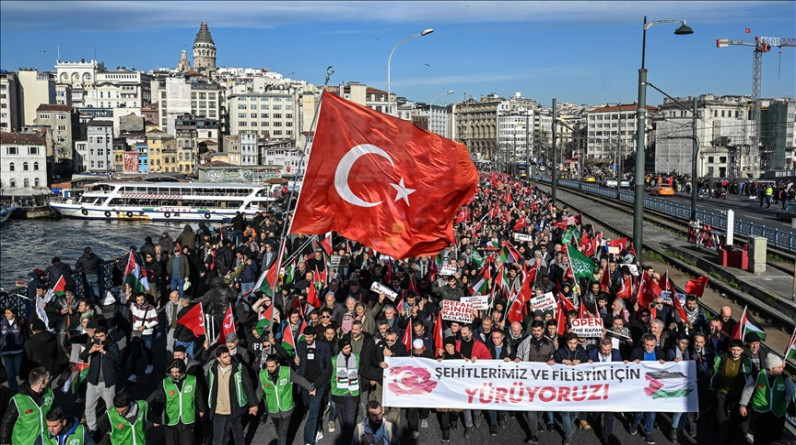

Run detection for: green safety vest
[[208, 366, 248, 410], [163, 375, 197, 425], [750, 370, 788, 417], [330, 353, 360, 398], [106, 400, 148, 445], [10, 388, 54, 445], [259, 366, 294, 414], [39, 423, 87, 445], [765, 187, 774, 196]]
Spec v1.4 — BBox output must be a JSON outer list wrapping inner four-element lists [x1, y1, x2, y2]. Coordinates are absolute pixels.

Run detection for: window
[[6, 146, 17, 155], [9, 162, 14, 171], [23, 178, 29, 187], [260, 113, 269, 119], [9, 179, 15, 187], [57, 114, 67, 120], [97, 137, 103, 143], [39, 113, 50, 120], [34, 178, 40, 187], [273, 105, 282, 110], [98, 149, 104, 156], [33, 162, 39, 170], [274, 113, 282, 119], [23, 162, 29, 171]]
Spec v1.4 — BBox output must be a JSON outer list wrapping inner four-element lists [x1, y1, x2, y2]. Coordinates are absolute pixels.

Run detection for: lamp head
[[420, 29, 434, 36], [446, 90, 454, 94], [674, 23, 693, 35]]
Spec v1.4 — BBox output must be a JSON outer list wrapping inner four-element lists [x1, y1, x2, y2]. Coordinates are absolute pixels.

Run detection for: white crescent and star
[[334, 144, 415, 208], [391, 370, 415, 391]]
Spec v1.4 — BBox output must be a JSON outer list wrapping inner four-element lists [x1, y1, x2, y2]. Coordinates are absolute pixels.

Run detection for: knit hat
[[743, 332, 761, 343], [766, 354, 783, 369], [32, 319, 46, 331], [338, 337, 351, 350], [443, 336, 456, 347]]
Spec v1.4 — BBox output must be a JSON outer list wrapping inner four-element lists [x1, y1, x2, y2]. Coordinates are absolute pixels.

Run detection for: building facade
[[453, 94, 504, 161], [17, 69, 55, 126], [227, 92, 297, 140], [33, 104, 79, 164], [0, 131, 48, 195], [0, 71, 21, 132], [193, 22, 217, 71]]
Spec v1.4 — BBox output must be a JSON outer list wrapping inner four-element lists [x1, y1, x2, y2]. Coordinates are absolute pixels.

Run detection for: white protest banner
[[330, 255, 343, 269], [440, 264, 458, 276], [514, 232, 533, 242], [460, 295, 490, 310], [383, 357, 698, 412], [626, 264, 638, 276], [531, 292, 557, 313], [441, 300, 475, 323], [569, 317, 604, 338], [370, 282, 398, 301]]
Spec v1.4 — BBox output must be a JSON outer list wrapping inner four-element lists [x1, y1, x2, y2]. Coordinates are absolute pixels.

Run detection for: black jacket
[[630, 346, 666, 362], [24, 330, 58, 375], [295, 339, 333, 388], [206, 359, 258, 419], [79, 338, 121, 386], [46, 261, 75, 289], [75, 252, 102, 275]]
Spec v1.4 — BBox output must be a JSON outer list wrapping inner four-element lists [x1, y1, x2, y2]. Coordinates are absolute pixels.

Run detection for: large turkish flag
[[290, 91, 478, 259]]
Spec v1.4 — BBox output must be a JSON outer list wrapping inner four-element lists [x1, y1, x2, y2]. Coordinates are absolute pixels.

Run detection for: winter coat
[[204, 277, 236, 314], [75, 252, 102, 275], [176, 225, 196, 251]]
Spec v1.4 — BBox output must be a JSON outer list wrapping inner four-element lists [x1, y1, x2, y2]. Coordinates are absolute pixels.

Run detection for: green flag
[[471, 250, 484, 267], [566, 244, 595, 280], [562, 226, 581, 246]]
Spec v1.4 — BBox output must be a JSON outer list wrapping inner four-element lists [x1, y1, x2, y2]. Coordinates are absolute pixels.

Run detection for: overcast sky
[[2, 1, 794, 105]]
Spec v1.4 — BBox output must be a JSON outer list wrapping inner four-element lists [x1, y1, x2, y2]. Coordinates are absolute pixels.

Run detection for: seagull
[[424, 63, 431, 67], [38, 50, 46, 53]]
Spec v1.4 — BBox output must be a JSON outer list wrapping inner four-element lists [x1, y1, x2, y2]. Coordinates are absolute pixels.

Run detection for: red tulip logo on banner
[[289, 91, 479, 259]]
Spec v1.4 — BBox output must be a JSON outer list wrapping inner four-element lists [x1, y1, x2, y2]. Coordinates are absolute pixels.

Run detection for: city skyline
[[1, 1, 794, 106]]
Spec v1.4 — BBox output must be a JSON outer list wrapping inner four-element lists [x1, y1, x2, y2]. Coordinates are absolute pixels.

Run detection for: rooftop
[[37, 104, 74, 112], [0, 131, 46, 145]]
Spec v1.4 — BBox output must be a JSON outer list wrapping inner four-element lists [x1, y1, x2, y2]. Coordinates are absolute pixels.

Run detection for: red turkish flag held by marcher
[[290, 91, 478, 259], [177, 303, 206, 337], [217, 305, 235, 344], [306, 282, 321, 309], [685, 276, 710, 297], [507, 298, 525, 324], [401, 320, 413, 352], [433, 311, 444, 357]]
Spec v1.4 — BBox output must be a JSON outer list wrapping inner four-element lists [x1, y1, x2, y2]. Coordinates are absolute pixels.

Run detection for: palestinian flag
[[470, 267, 491, 296], [282, 319, 306, 355], [255, 304, 273, 336], [123, 251, 149, 293], [566, 245, 595, 280], [498, 242, 520, 265], [734, 306, 767, 341], [61, 344, 88, 395], [313, 266, 327, 290], [45, 275, 67, 302], [485, 240, 500, 251], [785, 327, 796, 361], [255, 259, 279, 297]]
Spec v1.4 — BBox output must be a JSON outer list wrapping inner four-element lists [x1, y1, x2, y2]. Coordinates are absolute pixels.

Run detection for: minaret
[[176, 49, 191, 72], [192, 21, 216, 70]]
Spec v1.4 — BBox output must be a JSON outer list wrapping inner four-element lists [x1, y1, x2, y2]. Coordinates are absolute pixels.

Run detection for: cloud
[[2, 1, 790, 31]]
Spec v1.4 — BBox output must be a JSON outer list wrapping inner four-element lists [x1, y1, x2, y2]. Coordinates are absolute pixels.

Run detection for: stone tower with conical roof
[[192, 21, 216, 70]]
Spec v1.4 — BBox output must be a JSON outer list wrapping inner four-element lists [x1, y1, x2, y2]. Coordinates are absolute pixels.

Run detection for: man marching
[[150, 359, 207, 445], [96, 393, 149, 445], [0, 367, 54, 445], [35, 406, 96, 445], [259, 354, 317, 445]]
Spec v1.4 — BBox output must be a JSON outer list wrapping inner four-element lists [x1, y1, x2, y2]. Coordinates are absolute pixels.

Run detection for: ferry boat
[[50, 182, 280, 222]]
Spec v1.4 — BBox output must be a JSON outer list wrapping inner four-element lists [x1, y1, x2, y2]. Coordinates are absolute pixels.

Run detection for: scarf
[[361, 417, 389, 445], [336, 351, 357, 370]]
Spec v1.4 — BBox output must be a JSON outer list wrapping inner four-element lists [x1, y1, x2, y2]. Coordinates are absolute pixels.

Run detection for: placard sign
[[440, 264, 458, 276], [514, 232, 533, 242], [659, 291, 686, 306], [370, 282, 398, 301], [330, 255, 343, 269], [460, 295, 490, 310], [530, 292, 557, 313], [626, 264, 638, 276], [570, 317, 604, 338], [441, 300, 475, 323]]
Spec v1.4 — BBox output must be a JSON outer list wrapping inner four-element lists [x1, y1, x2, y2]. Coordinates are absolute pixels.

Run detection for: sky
[[1, 1, 794, 107]]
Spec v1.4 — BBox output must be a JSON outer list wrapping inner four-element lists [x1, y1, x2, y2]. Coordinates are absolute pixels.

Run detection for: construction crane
[[717, 36, 796, 172]]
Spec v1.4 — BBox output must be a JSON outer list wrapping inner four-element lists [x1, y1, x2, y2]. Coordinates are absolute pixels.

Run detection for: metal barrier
[[533, 175, 796, 252]]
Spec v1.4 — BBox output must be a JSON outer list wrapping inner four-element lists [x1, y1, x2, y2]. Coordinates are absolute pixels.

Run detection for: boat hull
[[50, 203, 237, 222]]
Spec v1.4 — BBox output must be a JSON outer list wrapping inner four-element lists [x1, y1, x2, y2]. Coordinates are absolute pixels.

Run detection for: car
[[619, 179, 631, 188], [604, 178, 618, 188], [776, 204, 796, 222], [650, 184, 675, 196], [584, 175, 597, 183]]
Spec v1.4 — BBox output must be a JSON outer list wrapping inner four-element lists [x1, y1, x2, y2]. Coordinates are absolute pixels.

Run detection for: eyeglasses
[[321, 315, 331, 319]]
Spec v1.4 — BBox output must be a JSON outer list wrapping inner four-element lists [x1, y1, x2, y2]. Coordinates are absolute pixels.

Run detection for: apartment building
[[1, 131, 48, 194]]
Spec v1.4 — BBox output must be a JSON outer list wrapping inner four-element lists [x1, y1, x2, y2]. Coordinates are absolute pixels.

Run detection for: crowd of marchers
[[1, 171, 793, 445]]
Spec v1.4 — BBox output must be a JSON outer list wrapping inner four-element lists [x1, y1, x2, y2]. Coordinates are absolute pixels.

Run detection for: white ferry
[[50, 182, 280, 222]]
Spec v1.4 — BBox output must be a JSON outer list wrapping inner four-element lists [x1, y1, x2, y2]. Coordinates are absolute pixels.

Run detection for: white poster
[[440, 264, 458, 276], [370, 282, 398, 301], [383, 357, 698, 412], [514, 232, 533, 242], [530, 292, 557, 313], [440, 300, 475, 323], [460, 295, 490, 311], [569, 317, 604, 338]]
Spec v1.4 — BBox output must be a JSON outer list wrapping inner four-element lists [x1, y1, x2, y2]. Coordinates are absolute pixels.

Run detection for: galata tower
[[192, 21, 216, 70]]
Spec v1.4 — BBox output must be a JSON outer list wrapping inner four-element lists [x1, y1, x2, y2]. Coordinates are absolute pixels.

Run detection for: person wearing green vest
[[96, 393, 148, 445], [740, 353, 795, 445], [35, 406, 95, 445], [330, 337, 360, 445], [709, 338, 753, 444], [149, 359, 208, 445], [762, 185, 774, 208], [259, 354, 316, 445], [0, 366, 54, 445], [206, 345, 258, 445]]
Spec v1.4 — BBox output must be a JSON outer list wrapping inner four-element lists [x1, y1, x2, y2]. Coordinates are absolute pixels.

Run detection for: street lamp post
[[387, 28, 434, 116], [430, 90, 454, 107], [634, 16, 693, 263]]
